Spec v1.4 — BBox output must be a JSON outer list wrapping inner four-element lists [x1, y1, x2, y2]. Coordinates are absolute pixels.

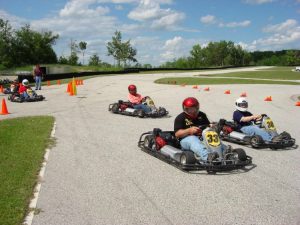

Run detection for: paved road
[[1, 67, 299, 225]]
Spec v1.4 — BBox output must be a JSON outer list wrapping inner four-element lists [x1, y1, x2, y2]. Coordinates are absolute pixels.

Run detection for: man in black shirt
[[174, 97, 219, 161]]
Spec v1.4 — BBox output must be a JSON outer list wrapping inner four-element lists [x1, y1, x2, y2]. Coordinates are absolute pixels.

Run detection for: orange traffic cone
[[264, 96, 272, 101], [0, 99, 9, 115], [192, 85, 198, 89], [69, 82, 74, 96], [224, 90, 231, 94], [72, 78, 77, 95], [57, 80, 61, 85], [240, 92, 247, 97], [204, 87, 210, 91], [47, 80, 50, 86], [0, 85, 3, 93], [66, 83, 71, 93], [295, 101, 300, 106]]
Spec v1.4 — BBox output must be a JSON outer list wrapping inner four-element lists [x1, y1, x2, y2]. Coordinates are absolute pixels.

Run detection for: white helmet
[[235, 97, 248, 112], [22, 79, 29, 86]]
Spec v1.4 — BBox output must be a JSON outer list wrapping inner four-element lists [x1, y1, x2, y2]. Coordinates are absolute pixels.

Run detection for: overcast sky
[[0, 0, 299, 66]]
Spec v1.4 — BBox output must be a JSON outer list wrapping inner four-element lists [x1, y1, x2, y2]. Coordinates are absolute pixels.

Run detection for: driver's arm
[[240, 114, 261, 122], [175, 127, 201, 139]]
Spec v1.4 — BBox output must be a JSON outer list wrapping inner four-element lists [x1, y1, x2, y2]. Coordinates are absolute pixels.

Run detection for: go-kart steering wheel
[[253, 114, 267, 125]]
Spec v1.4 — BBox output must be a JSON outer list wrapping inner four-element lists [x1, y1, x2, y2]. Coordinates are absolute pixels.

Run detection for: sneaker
[[280, 131, 291, 140], [207, 152, 219, 162], [271, 135, 283, 142]]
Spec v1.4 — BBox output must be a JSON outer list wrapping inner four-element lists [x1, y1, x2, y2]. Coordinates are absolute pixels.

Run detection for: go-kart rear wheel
[[144, 135, 156, 151], [111, 103, 119, 113], [232, 148, 247, 161], [180, 151, 196, 165], [250, 135, 263, 148], [137, 110, 145, 118]]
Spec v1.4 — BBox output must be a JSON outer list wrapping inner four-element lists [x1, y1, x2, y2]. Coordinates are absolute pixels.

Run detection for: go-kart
[[217, 114, 296, 150], [138, 126, 252, 173], [108, 96, 168, 118], [8, 89, 45, 103]]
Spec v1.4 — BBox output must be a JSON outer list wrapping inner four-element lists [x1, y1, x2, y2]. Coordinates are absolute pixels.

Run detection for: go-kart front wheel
[[180, 151, 196, 165], [250, 135, 263, 148], [231, 148, 247, 161]]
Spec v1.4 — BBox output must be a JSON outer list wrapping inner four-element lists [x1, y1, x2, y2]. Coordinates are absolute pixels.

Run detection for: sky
[[0, 0, 299, 66]]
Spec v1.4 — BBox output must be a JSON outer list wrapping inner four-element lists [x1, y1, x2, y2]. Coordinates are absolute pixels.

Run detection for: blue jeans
[[180, 135, 226, 160], [22, 92, 30, 99], [133, 104, 151, 113], [35, 76, 42, 90], [241, 125, 273, 141]]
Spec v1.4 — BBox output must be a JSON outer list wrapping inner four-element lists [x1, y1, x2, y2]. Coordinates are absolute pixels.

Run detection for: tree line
[[0, 18, 299, 70], [160, 41, 300, 68]]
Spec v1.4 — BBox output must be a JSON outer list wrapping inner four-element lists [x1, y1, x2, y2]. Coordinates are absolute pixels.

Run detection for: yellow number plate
[[265, 118, 276, 131], [205, 131, 221, 147]]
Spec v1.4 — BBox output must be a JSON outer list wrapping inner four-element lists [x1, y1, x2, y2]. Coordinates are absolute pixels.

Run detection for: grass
[[0, 116, 55, 225], [198, 67, 300, 80], [155, 77, 300, 85]]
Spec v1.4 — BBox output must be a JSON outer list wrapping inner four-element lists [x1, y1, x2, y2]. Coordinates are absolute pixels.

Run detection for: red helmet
[[128, 84, 136, 92], [182, 97, 199, 119], [182, 97, 199, 108]]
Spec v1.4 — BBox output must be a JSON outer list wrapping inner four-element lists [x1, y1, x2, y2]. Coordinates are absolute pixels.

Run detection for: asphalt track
[[1, 67, 300, 225]]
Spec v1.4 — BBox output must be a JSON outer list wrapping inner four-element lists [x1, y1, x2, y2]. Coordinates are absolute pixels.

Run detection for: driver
[[127, 84, 151, 113], [233, 97, 278, 142], [19, 79, 31, 100], [174, 97, 221, 162]]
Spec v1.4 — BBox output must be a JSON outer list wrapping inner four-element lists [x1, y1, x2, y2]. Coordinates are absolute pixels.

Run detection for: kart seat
[[118, 100, 134, 110], [218, 119, 240, 133], [159, 132, 180, 148]]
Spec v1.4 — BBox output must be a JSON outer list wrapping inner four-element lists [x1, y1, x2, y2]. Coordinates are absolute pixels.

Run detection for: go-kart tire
[[111, 103, 119, 113], [180, 151, 196, 165], [232, 148, 247, 161], [158, 107, 167, 116], [144, 135, 156, 151], [137, 110, 145, 118], [250, 135, 263, 148]]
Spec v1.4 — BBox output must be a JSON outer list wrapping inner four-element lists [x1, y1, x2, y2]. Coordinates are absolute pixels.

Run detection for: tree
[[79, 41, 87, 65], [58, 55, 68, 64], [107, 31, 137, 67], [14, 25, 58, 65], [0, 19, 14, 67], [190, 44, 205, 67], [68, 52, 78, 65], [88, 54, 101, 66], [0, 19, 58, 67]]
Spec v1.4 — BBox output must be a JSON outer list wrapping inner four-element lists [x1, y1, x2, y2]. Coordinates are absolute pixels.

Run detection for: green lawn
[[198, 67, 300, 80], [0, 116, 55, 225], [155, 77, 300, 85]]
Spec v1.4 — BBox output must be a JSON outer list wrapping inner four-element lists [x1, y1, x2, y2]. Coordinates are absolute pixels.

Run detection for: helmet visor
[[184, 106, 199, 115], [237, 102, 248, 108]]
